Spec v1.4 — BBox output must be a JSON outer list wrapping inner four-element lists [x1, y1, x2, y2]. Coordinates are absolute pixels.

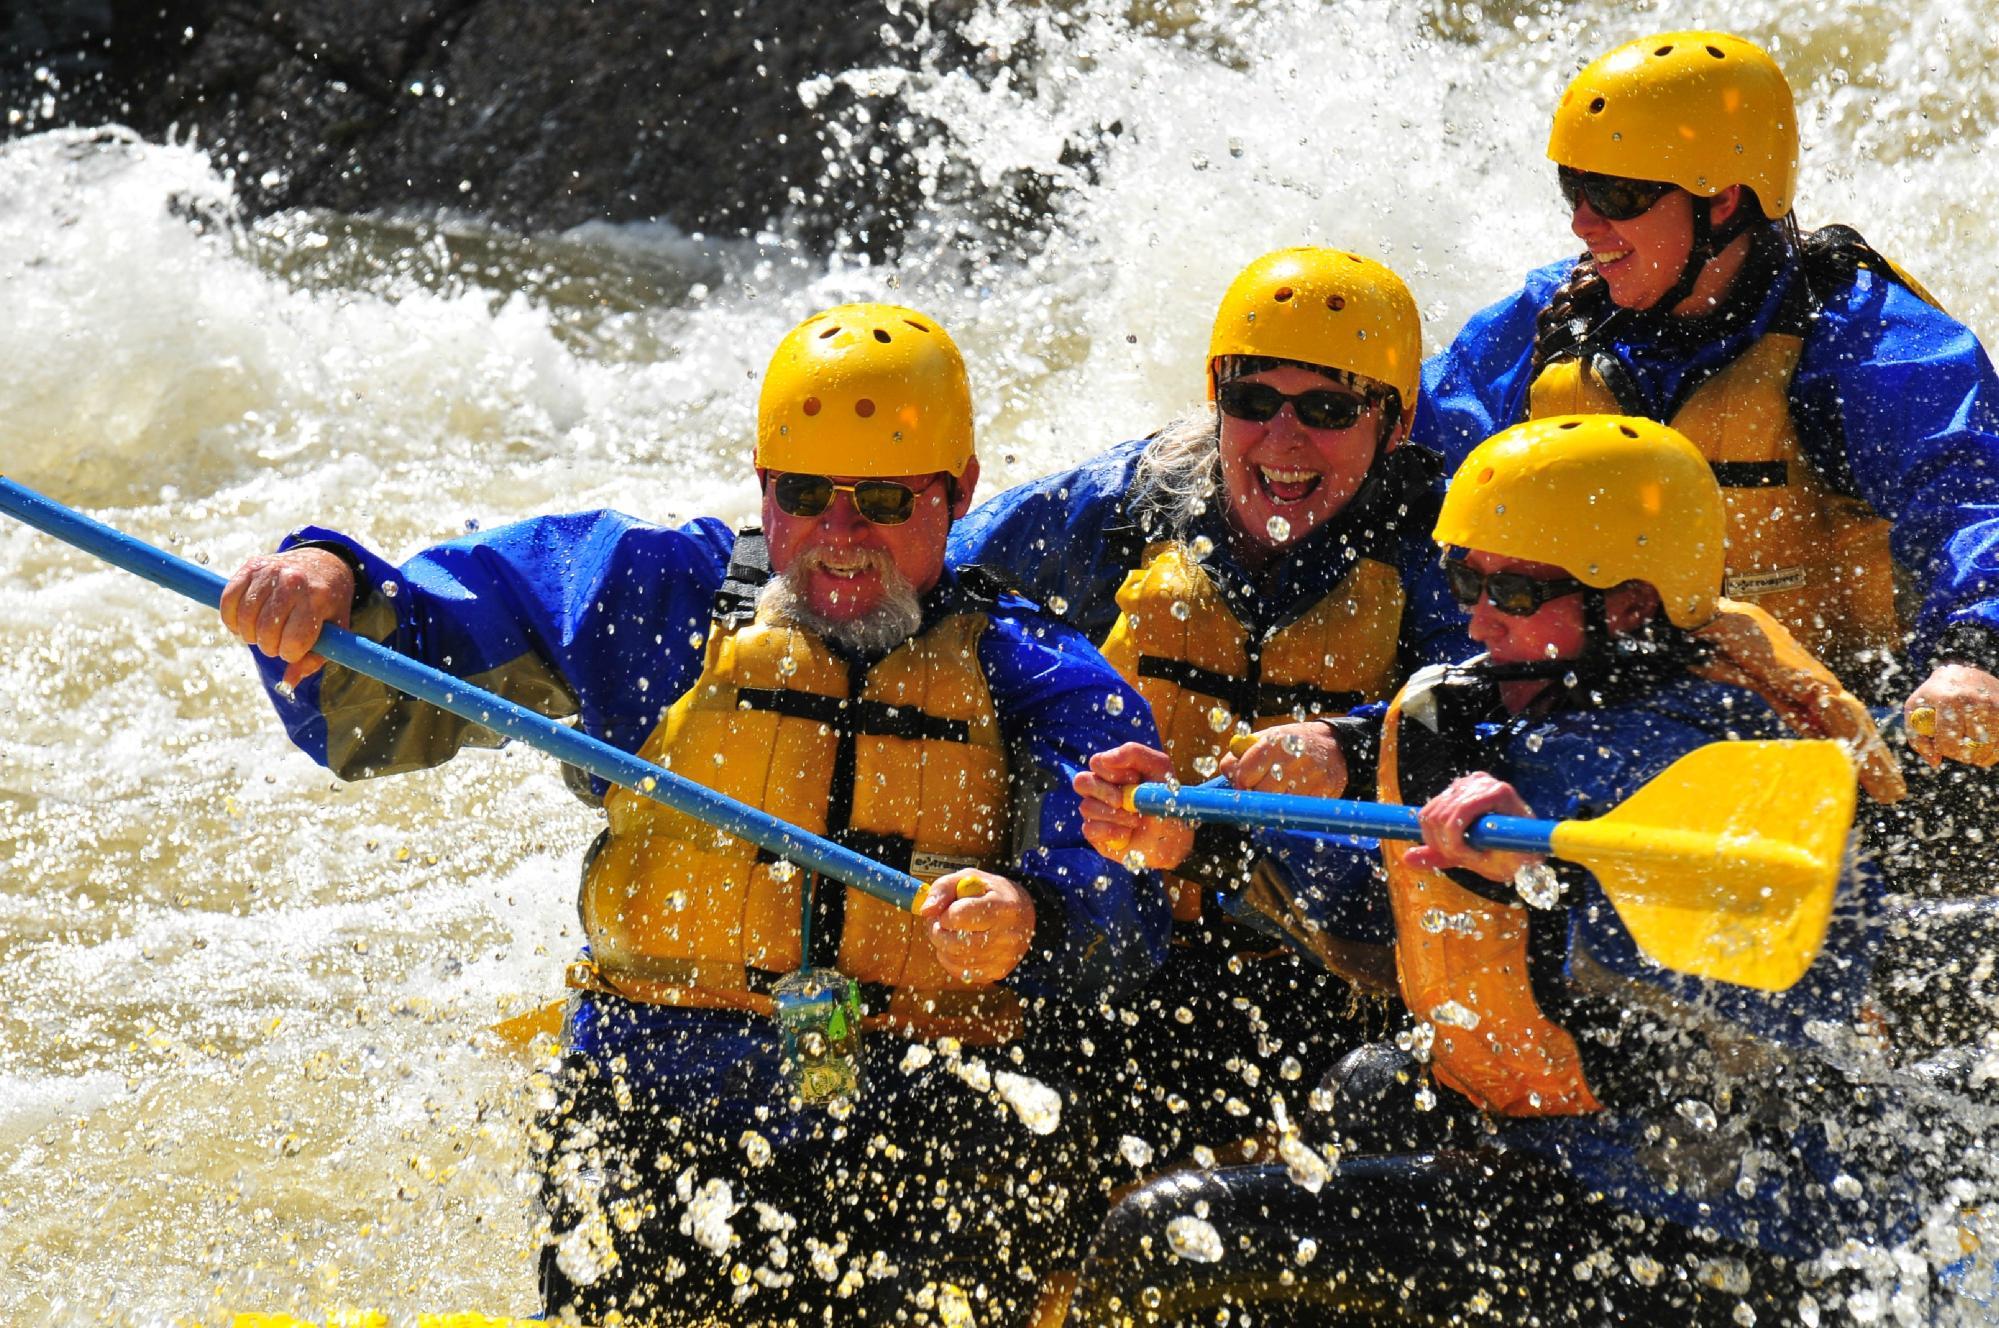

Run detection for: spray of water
[[4, 0, 1999, 1320]]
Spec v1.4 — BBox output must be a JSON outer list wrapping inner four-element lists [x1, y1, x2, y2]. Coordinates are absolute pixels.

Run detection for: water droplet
[[1166, 1215, 1224, 1263], [1295, 1237, 1318, 1265], [1193, 754, 1219, 777], [1627, 1254, 1663, 1286], [739, 1131, 772, 1167], [380, 580, 399, 599], [1105, 692, 1125, 716], [1207, 706, 1234, 734], [1513, 862, 1563, 908], [1280, 1056, 1302, 1081], [1174, 1006, 1194, 1025], [1832, 1173, 1863, 1200], [1189, 534, 1215, 559], [1265, 515, 1293, 543], [1677, 1099, 1719, 1132], [1429, 1000, 1481, 1031], [1733, 1304, 1758, 1327], [1122, 849, 1147, 872], [1119, 1135, 1154, 1169], [1048, 594, 1069, 615], [1170, 599, 1192, 621]]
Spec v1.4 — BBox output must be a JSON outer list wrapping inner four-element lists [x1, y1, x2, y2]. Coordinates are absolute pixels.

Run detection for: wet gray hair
[[1130, 403, 1224, 540]]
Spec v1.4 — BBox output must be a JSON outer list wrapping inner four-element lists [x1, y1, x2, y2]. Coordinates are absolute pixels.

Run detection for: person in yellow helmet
[[951, 248, 1469, 1166], [1414, 30, 1999, 909], [1069, 415, 1917, 1325], [218, 302, 1168, 1325]]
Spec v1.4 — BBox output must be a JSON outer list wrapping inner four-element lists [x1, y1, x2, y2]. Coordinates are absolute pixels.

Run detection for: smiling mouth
[[1257, 465, 1324, 504], [1591, 247, 1632, 266]]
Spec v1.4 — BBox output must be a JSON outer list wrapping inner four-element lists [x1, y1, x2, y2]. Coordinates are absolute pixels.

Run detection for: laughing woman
[[949, 248, 1467, 1161]]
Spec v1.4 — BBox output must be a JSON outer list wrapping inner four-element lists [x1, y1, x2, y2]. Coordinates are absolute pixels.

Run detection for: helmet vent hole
[[1654, 44, 1674, 56], [854, 398, 876, 418], [1589, 96, 1606, 113], [905, 320, 930, 333], [1273, 286, 1294, 302], [802, 397, 822, 416], [1707, 45, 1725, 59], [1559, 421, 1581, 430], [1477, 466, 1495, 484], [873, 329, 892, 343], [1619, 424, 1639, 438], [1326, 294, 1346, 311], [818, 327, 840, 340]]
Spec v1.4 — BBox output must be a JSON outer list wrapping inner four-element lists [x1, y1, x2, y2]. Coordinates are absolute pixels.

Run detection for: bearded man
[[221, 303, 1167, 1326]]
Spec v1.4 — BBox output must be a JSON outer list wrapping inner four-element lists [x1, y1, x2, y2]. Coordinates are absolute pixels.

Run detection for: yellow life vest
[[1377, 670, 1603, 1117], [1528, 333, 1900, 676], [1100, 540, 1405, 918], [578, 572, 1019, 1042]]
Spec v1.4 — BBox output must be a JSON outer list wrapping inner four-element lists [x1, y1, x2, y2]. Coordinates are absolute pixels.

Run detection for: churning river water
[[4, 0, 1999, 1321]]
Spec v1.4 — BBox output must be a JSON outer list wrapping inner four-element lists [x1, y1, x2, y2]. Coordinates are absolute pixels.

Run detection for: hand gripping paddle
[[1127, 739, 1857, 992]]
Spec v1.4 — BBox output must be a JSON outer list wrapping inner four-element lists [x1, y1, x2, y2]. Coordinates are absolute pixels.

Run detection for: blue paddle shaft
[[1128, 782, 1557, 855], [0, 476, 924, 911]]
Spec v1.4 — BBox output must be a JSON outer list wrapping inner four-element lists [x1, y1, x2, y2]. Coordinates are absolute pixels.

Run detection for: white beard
[[757, 549, 926, 655]]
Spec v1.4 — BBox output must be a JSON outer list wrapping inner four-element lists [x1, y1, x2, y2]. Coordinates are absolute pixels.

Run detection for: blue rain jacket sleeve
[[978, 602, 1171, 1005], [1411, 260, 1573, 473], [1794, 270, 1999, 664], [947, 438, 1152, 643], [249, 511, 737, 778]]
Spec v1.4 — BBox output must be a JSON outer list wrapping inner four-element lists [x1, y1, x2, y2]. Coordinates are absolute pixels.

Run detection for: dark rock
[[0, 0, 1015, 254]]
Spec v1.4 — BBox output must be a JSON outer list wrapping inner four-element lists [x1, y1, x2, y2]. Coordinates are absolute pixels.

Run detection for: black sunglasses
[[1558, 167, 1677, 223], [1216, 379, 1372, 432], [1444, 559, 1588, 617], [769, 472, 939, 526]]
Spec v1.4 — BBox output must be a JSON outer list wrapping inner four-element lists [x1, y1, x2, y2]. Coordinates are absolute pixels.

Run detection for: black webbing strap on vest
[[1135, 654, 1364, 723], [1708, 460, 1788, 488], [712, 528, 773, 625], [726, 570, 996, 969]]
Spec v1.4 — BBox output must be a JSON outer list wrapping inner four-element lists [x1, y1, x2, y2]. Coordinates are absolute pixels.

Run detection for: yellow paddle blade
[[487, 998, 565, 1053], [1549, 740, 1856, 992]]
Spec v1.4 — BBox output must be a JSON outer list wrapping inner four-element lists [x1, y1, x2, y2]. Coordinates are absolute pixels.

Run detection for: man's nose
[[815, 489, 871, 538], [1466, 598, 1504, 643]]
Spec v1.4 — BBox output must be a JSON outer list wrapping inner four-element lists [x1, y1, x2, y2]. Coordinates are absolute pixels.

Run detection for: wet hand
[[1218, 722, 1348, 798], [1404, 773, 1543, 883], [1072, 742, 1195, 871], [219, 548, 355, 689], [918, 870, 1033, 983], [1906, 664, 1999, 768]]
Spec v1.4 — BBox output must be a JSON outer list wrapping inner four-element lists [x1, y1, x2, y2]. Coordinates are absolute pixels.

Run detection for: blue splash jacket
[[1415, 245, 1999, 674], [246, 511, 1169, 1057], [1250, 668, 1905, 1261]]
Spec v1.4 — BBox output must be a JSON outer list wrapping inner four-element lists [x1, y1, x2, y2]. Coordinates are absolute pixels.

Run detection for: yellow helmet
[[756, 302, 975, 477], [1548, 31, 1797, 219], [1434, 414, 1724, 628], [1206, 248, 1422, 410]]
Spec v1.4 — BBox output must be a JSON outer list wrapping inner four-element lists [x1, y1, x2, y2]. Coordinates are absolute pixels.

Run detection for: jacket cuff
[[1323, 716, 1379, 793], [1934, 620, 1999, 677], [1006, 874, 1069, 995]]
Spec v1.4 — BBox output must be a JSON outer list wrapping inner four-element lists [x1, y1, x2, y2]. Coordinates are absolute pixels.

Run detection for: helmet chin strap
[[1647, 192, 1753, 316]]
